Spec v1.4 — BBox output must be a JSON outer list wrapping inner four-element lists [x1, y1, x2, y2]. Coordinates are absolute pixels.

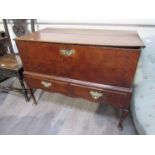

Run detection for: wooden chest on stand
[[15, 28, 144, 129]]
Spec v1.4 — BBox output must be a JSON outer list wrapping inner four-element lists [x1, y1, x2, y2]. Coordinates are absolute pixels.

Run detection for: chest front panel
[[17, 41, 140, 88]]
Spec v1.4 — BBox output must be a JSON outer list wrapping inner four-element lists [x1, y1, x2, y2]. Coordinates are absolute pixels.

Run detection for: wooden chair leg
[[18, 78, 29, 102], [29, 88, 37, 105]]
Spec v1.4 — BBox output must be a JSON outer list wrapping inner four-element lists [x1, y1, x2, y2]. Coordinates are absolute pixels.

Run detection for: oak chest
[[15, 28, 144, 129]]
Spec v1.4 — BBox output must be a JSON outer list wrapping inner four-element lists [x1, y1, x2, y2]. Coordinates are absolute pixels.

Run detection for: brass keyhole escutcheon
[[90, 91, 103, 99], [60, 49, 75, 56], [41, 81, 52, 88]]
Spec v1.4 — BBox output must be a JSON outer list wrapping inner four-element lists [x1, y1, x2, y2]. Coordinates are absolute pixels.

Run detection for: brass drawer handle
[[90, 91, 103, 99], [41, 81, 52, 88], [60, 49, 75, 56]]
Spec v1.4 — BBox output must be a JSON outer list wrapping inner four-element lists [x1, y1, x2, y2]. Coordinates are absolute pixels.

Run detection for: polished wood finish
[[16, 41, 140, 87], [118, 108, 130, 130], [0, 54, 22, 70], [15, 28, 144, 129], [16, 28, 145, 48], [24, 71, 132, 93], [70, 83, 131, 108], [25, 74, 69, 95], [24, 72, 131, 109]]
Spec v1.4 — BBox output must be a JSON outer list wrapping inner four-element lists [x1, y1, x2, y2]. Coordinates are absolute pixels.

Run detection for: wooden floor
[[0, 79, 137, 135]]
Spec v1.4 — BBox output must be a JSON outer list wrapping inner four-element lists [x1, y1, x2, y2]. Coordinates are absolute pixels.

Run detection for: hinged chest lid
[[15, 28, 145, 48]]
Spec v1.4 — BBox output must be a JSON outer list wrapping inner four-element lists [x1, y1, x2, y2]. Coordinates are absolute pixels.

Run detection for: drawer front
[[25, 75, 69, 95], [17, 41, 140, 87], [70, 84, 131, 108]]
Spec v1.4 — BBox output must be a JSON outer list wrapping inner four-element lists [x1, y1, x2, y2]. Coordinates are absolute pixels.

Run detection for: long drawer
[[16, 41, 140, 88], [24, 73, 131, 108], [25, 74, 69, 95], [70, 84, 131, 108]]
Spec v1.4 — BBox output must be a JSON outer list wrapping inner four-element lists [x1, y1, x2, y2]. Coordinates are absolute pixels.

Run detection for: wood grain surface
[[15, 28, 145, 48], [16, 41, 140, 88]]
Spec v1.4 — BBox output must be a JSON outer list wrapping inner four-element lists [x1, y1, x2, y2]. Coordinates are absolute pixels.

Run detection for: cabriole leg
[[118, 108, 129, 130]]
